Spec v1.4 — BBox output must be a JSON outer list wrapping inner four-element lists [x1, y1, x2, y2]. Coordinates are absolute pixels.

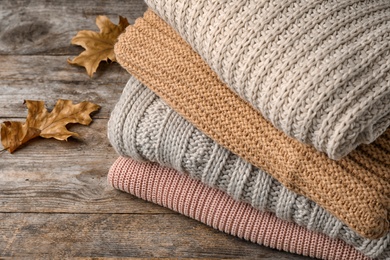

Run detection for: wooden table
[[0, 1, 311, 258]]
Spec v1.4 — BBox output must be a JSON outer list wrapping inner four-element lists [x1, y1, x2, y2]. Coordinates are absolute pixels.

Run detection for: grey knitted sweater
[[108, 77, 390, 259], [144, 0, 390, 160]]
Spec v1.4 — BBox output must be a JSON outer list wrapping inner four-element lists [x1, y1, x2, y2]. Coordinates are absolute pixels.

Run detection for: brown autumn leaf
[[1, 100, 101, 153], [68, 15, 129, 77]]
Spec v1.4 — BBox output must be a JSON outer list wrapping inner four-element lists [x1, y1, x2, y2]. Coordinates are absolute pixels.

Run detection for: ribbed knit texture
[[107, 77, 389, 259], [144, 0, 390, 160], [113, 10, 390, 240], [108, 157, 371, 260]]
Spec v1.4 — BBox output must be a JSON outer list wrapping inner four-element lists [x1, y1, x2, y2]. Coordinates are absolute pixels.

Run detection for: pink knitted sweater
[[108, 157, 369, 260]]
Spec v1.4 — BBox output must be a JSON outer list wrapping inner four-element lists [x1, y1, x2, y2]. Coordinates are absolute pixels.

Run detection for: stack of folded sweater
[[107, 1, 390, 259]]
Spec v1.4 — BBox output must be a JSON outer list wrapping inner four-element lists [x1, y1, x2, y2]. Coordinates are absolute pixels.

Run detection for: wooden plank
[[0, 118, 171, 214], [0, 213, 311, 259], [0, 0, 147, 55], [0, 55, 130, 118]]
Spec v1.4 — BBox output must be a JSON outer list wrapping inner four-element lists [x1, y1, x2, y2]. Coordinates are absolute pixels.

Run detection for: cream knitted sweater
[[144, 0, 390, 160]]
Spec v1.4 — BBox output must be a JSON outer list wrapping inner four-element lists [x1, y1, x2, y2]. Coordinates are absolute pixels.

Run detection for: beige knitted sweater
[[145, 0, 390, 160]]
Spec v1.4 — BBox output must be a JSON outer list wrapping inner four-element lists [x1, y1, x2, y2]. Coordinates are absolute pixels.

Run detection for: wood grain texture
[[0, 213, 311, 259], [0, 118, 171, 214], [0, 0, 312, 258], [0, 0, 147, 55], [0, 55, 129, 118]]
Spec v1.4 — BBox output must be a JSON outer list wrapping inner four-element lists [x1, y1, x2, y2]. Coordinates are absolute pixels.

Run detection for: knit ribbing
[[113, 10, 389, 239], [107, 77, 389, 259], [108, 157, 371, 260], [144, 0, 390, 160]]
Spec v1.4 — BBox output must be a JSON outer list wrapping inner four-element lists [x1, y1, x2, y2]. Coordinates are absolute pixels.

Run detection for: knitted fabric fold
[[108, 156, 370, 260], [144, 0, 390, 160], [113, 10, 390, 239], [107, 77, 389, 259]]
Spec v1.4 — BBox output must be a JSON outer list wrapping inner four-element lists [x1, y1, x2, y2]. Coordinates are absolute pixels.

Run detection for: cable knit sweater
[[144, 0, 390, 160], [107, 77, 389, 259]]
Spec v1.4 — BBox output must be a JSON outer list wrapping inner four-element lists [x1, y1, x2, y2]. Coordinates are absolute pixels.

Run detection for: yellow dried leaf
[[68, 15, 129, 77], [1, 100, 100, 153]]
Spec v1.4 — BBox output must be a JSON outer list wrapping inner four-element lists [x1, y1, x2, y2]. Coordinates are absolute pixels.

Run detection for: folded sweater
[[144, 0, 390, 160], [114, 10, 390, 239], [108, 156, 370, 260], [107, 76, 389, 259]]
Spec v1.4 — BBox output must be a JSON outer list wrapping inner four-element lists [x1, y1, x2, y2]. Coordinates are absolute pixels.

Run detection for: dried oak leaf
[[68, 15, 129, 77], [1, 100, 100, 153]]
